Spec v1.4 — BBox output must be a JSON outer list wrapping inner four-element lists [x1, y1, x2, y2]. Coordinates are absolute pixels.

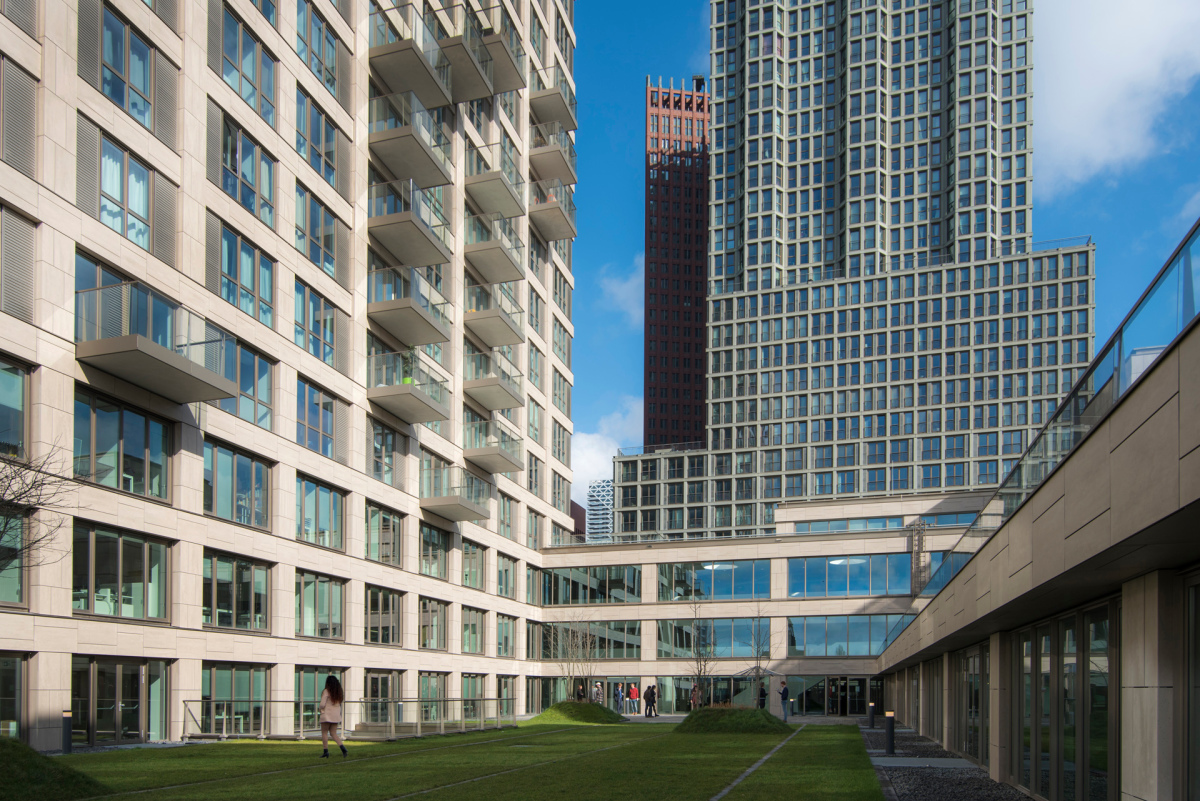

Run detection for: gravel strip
[[860, 729, 958, 759], [885, 766, 1030, 801]]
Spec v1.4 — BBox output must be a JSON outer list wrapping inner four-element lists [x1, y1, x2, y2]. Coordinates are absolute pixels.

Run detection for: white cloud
[[597, 253, 644, 328], [570, 395, 642, 504], [1179, 184, 1200, 223], [1035, 0, 1200, 197]]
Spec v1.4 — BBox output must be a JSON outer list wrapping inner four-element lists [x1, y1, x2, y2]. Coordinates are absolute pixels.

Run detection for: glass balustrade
[[531, 65, 577, 120], [463, 350, 523, 397], [368, 178, 453, 248], [464, 283, 523, 329], [366, 349, 448, 404], [464, 213, 524, 262], [463, 418, 523, 462], [367, 92, 453, 171], [369, 3, 451, 92], [530, 180, 576, 223], [436, 4, 494, 84], [369, 265, 450, 328], [420, 465, 492, 507], [529, 122, 578, 176]]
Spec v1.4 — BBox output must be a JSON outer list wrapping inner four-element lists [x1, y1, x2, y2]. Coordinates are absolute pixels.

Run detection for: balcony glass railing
[[464, 283, 523, 329], [435, 4, 494, 84], [530, 179, 576, 223], [75, 282, 233, 372], [884, 220, 1200, 651], [368, 179, 453, 248], [464, 213, 525, 263], [368, 92, 453, 171], [463, 419, 523, 462], [531, 65, 577, 118], [420, 465, 492, 507], [489, 13, 527, 73], [463, 351, 523, 397], [466, 142, 526, 199], [366, 349, 448, 405], [369, 2, 451, 92], [529, 122, 577, 175], [368, 265, 450, 327]]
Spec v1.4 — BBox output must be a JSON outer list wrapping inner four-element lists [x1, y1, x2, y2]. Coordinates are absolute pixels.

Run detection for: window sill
[[72, 611, 173, 627], [202, 624, 273, 637]]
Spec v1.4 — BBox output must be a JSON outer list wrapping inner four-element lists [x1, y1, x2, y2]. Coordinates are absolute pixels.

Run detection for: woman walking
[[319, 675, 348, 758]]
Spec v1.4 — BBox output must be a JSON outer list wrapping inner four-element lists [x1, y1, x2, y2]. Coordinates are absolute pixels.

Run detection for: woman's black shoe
[[340, 745, 348, 758], [320, 750, 329, 758]]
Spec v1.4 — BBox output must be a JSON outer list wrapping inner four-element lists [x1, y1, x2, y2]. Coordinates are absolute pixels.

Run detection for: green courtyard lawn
[[19, 721, 882, 801]]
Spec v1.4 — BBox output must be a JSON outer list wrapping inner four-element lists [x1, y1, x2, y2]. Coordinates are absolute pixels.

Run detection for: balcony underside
[[419, 494, 489, 522], [76, 335, 237, 403], [465, 173, 524, 218], [528, 203, 576, 241], [369, 42, 452, 110], [463, 377, 524, 410], [529, 145, 576, 185], [465, 239, 524, 283], [440, 36, 493, 102], [464, 446, 524, 474], [369, 212, 453, 267], [464, 307, 524, 347], [369, 127, 453, 188], [367, 384, 450, 424], [368, 298, 451, 347], [530, 88, 577, 131], [483, 34, 525, 93]]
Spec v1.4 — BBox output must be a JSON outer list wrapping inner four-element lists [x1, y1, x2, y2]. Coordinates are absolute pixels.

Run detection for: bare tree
[[688, 598, 716, 709], [547, 611, 598, 702], [0, 448, 73, 576]]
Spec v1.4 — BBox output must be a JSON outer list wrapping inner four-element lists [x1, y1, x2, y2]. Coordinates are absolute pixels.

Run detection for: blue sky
[[566, 0, 1200, 500]]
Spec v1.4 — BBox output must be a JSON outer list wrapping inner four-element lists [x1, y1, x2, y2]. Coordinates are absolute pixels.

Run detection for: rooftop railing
[[1031, 235, 1093, 251]]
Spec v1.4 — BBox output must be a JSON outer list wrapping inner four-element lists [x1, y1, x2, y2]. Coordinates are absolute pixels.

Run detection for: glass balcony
[[369, 3, 452, 110], [433, 4, 493, 102], [462, 417, 524, 473], [530, 65, 577, 131], [464, 282, 524, 347], [368, 178, 454, 266], [465, 142, 526, 217], [481, 11, 527, 93], [75, 282, 237, 402], [528, 179, 577, 241], [463, 350, 524, 410], [464, 213, 525, 283], [368, 92, 453, 188], [529, 121, 577, 184], [367, 265, 451, 346], [419, 465, 491, 521], [366, 349, 450, 423]]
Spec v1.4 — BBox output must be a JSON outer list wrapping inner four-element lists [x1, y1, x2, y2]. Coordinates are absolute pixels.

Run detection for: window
[[655, 617, 770, 659], [366, 502, 402, 565], [553, 370, 571, 414], [552, 318, 572, 366], [295, 89, 337, 186], [462, 606, 485, 654], [657, 560, 771, 601], [296, 0, 337, 95], [202, 439, 269, 527], [541, 565, 643, 605], [219, 224, 274, 326], [497, 614, 515, 657], [553, 268, 572, 319], [294, 183, 336, 277], [552, 471, 570, 514], [420, 523, 450, 579], [0, 517, 23, 605], [215, 342, 273, 430], [551, 421, 571, 466], [462, 539, 484, 589], [419, 597, 447, 650], [72, 523, 168, 620], [365, 585, 401, 645], [221, 117, 276, 227], [527, 510, 543, 549], [787, 553, 911, 597], [222, 7, 277, 125], [100, 136, 151, 249], [294, 570, 343, 639], [101, 7, 153, 129], [295, 377, 335, 458], [370, 418, 404, 486], [294, 281, 335, 365], [498, 494, 514, 539], [73, 387, 169, 499], [529, 346, 544, 390], [295, 475, 344, 550], [0, 357, 25, 458], [202, 549, 269, 630], [498, 554, 515, 598], [527, 454, 542, 496]]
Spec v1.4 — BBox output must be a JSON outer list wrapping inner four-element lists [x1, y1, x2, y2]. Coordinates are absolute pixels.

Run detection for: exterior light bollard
[[868, 701, 875, 729], [885, 711, 896, 755], [62, 710, 72, 754]]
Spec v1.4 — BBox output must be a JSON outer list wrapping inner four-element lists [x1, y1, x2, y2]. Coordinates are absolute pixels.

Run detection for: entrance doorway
[[827, 677, 867, 716], [71, 657, 168, 746], [786, 676, 872, 716]]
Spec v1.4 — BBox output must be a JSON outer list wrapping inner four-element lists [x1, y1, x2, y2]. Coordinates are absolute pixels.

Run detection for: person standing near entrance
[[614, 681, 624, 713], [628, 683, 639, 714], [575, 682, 585, 702], [758, 682, 767, 709], [318, 675, 347, 758], [778, 682, 790, 723], [690, 684, 700, 711], [644, 683, 657, 717], [591, 681, 603, 703]]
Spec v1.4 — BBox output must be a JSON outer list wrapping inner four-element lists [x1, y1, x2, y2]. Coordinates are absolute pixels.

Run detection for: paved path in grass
[[709, 725, 805, 800]]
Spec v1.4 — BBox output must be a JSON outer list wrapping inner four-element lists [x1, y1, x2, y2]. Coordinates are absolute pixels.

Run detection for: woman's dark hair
[[324, 675, 344, 704]]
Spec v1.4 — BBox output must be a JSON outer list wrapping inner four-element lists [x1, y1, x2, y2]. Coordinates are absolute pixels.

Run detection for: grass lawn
[[31, 721, 882, 801]]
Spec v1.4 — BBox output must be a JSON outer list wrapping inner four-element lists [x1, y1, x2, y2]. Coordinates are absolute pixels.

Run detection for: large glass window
[[100, 136, 151, 250], [462, 539, 483, 589], [216, 342, 273, 430], [370, 418, 402, 486], [420, 523, 449, 579], [295, 475, 343, 550], [218, 224, 274, 327], [786, 553, 911, 597], [198, 661, 267, 737], [222, 7, 277, 125], [296, 0, 337, 95], [497, 554, 515, 598], [296, 89, 336, 186], [101, 7, 153, 129], [73, 388, 168, 499], [656, 618, 770, 659], [72, 523, 168, 620], [294, 570, 343, 639], [201, 549, 268, 630], [295, 665, 342, 732], [365, 585, 401, 645], [462, 606, 484, 654], [221, 117, 276, 227], [786, 615, 901, 657], [541, 565, 642, 605], [542, 621, 642, 660], [0, 517, 23, 606], [293, 280, 335, 365], [203, 440, 269, 527], [419, 597, 446, 650], [295, 377, 335, 457], [70, 657, 168, 745], [366, 502, 402, 565], [497, 615, 515, 657], [0, 356, 25, 458], [0, 654, 22, 738], [656, 560, 771, 601], [294, 183, 336, 277]]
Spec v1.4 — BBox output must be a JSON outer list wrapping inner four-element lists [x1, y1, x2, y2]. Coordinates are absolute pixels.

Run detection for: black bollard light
[[62, 710, 72, 754], [868, 701, 875, 729], [884, 711, 896, 755]]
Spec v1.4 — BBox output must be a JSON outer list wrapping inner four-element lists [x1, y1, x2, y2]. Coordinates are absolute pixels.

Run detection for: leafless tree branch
[[0, 447, 74, 575]]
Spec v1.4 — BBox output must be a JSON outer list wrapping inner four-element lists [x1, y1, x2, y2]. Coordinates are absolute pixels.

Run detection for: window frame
[[419, 596, 447, 650], [294, 183, 337, 278], [364, 584, 402, 645], [420, 522, 450, 580], [218, 223, 275, 327], [462, 539, 484, 589], [71, 522, 170, 622], [295, 0, 338, 96], [99, 135, 152, 251], [293, 280, 336, 365], [365, 500, 403, 566], [202, 438, 270, 529], [221, 115, 277, 228], [101, 5, 154, 130], [0, 355, 27, 460], [201, 548, 270, 632], [461, 606, 485, 654], [296, 88, 337, 187], [222, 6, 277, 125], [215, 341, 274, 431], [294, 569, 344, 640], [295, 474, 344, 550], [295, 376, 336, 458], [73, 386, 170, 501]]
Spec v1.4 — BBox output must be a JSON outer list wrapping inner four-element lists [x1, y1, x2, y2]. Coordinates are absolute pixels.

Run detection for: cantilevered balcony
[[74, 282, 237, 403], [482, 18, 526, 93], [464, 283, 524, 347], [368, 92, 453, 188], [419, 465, 491, 521], [463, 351, 524, 410], [368, 178, 454, 266], [528, 179, 577, 241], [529, 66, 577, 131], [465, 142, 526, 218], [463, 418, 524, 473], [367, 265, 451, 346], [436, 5, 493, 102], [529, 122, 577, 184], [369, 4, 452, 109], [366, 350, 450, 423], [464, 213, 525, 283]]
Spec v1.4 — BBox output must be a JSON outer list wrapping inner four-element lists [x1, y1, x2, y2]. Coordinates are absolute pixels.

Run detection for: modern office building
[[644, 75, 709, 444], [0, 0, 579, 750], [585, 478, 613, 537]]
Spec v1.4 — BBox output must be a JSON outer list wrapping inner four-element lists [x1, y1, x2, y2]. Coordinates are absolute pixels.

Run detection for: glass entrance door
[[73, 657, 162, 746]]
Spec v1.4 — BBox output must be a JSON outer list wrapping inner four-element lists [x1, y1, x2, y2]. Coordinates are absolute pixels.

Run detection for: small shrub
[[0, 738, 109, 801], [525, 701, 626, 726], [675, 706, 791, 734]]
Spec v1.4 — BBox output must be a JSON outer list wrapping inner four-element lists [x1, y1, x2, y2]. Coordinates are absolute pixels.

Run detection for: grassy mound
[[525, 701, 626, 725], [0, 738, 109, 801], [675, 706, 791, 734]]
